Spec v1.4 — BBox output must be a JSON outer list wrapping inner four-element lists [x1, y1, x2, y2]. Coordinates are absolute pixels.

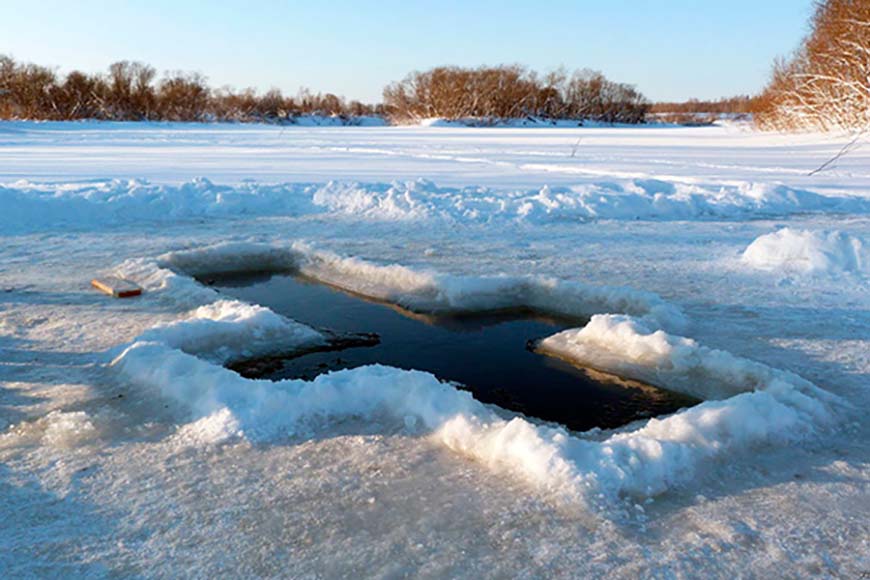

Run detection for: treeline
[[2, 57, 654, 125], [382, 66, 649, 124], [755, 0, 870, 131], [650, 96, 759, 115], [648, 96, 759, 126], [0, 56, 380, 122]]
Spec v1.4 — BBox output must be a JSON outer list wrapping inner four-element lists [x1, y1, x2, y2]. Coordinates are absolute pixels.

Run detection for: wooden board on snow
[[91, 276, 142, 298]]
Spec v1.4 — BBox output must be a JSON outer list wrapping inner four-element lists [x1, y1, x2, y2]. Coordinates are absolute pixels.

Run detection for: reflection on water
[[202, 271, 698, 432]]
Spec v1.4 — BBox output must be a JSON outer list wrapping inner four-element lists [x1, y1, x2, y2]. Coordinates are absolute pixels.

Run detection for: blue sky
[[1, 0, 814, 102]]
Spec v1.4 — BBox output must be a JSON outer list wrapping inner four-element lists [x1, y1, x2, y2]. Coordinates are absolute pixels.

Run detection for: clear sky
[[1, 0, 814, 103]]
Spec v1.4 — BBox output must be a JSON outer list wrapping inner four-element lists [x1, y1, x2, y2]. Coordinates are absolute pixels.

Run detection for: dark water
[[203, 272, 698, 431]]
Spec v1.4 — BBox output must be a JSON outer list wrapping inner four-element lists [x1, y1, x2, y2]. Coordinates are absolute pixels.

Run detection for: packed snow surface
[[1, 121, 868, 577]]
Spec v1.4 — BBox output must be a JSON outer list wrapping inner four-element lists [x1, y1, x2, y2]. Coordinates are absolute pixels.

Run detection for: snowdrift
[[311, 180, 870, 223], [107, 242, 838, 508], [742, 227, 868, 276], [5, 177, 870, 233]]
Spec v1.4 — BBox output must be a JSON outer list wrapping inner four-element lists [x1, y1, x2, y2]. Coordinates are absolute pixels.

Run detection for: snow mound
[[537, 314, 835, 402], [40, 411, 98, 448], [107, 243, 837, 508], [172, 408, 244, 447], [5, 178, 870, 233], [742, 228, 868, 276], [1, 410, 98, 449], [133, 299, 326, 364]]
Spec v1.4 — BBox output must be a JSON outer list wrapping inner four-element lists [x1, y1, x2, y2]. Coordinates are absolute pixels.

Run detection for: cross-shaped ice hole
[[199, 271, 699, 432]]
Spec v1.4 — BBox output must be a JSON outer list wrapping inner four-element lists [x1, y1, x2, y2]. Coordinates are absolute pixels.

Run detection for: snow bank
[[113, 344, 487, 444], [106, 242, 837, 508], [109, 239, 684, 331], [437, 380, 830, 501], [113, 242, 304, 309], [742, 228, 868, 276], [0, 178, 318, 233], [5, 177, 870, 233], [146, 241, 686, 331]]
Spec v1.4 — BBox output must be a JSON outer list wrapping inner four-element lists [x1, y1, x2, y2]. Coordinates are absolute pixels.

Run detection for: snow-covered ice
[[1, 121, 868, 577]]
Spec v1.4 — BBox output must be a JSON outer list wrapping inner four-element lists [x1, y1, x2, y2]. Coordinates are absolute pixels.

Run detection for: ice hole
[[200, 272, 698, 431]]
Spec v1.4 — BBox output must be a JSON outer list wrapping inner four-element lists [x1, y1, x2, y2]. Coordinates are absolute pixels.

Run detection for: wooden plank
[[91, 276, 142, 298]]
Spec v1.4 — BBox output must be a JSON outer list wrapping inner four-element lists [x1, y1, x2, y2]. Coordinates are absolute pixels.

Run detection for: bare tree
[[157, 72, 210, 121], [106, 61, 157, 120], [756, 0, 870, 132]]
